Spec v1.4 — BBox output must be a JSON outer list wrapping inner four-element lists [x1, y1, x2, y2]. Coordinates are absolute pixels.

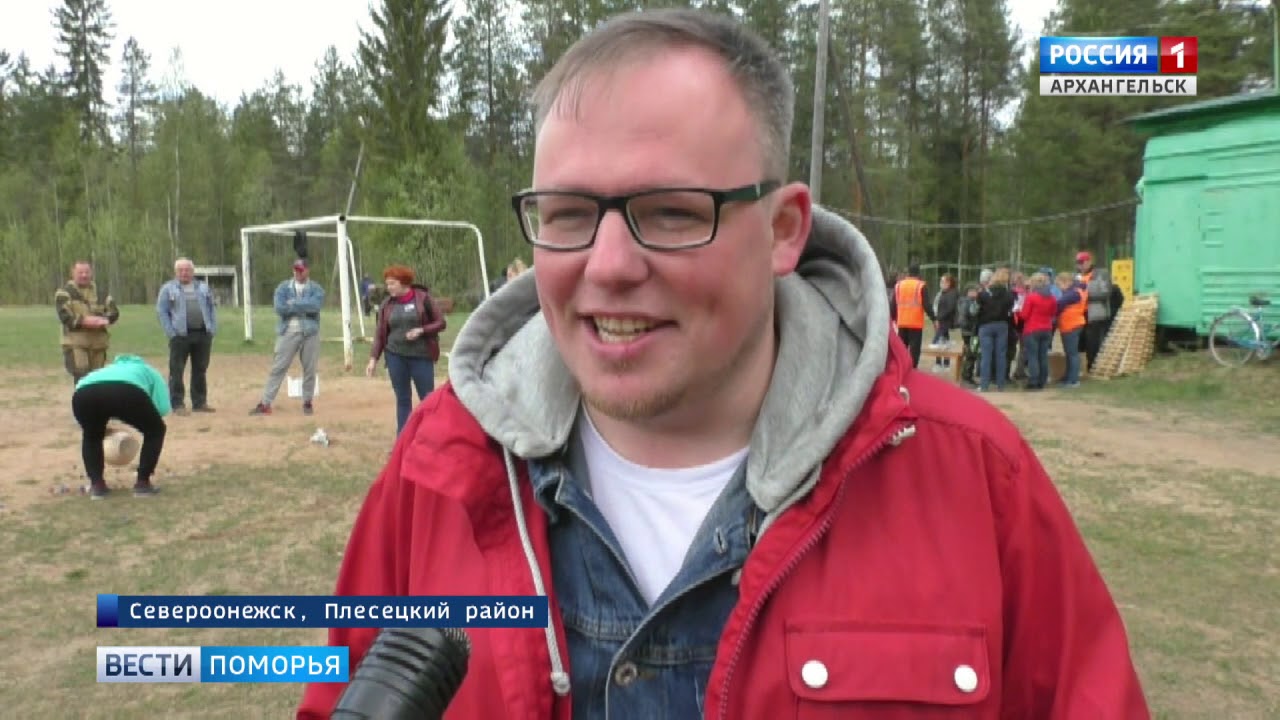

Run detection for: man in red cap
[[249, 258, 326, 415], [1075, 251, 1115, 373]]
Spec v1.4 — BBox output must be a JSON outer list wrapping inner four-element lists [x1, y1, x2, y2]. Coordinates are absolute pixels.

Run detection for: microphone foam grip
[[331, 627, 472, 720]]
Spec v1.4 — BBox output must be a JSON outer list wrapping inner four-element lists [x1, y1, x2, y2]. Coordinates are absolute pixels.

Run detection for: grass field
[[0, 304, 1277, 718]]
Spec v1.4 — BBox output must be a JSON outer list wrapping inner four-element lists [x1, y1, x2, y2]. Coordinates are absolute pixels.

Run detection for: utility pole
[[809, 0, 831, 200], [1273, 0, 1279, 91]]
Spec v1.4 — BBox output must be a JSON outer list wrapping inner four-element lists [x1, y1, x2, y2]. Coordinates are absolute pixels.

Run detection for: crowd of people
[[889, 251, 1125, 391]]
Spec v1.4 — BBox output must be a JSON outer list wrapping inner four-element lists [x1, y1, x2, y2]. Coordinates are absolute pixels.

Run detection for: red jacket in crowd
[[1017, 289, 1060, 335]]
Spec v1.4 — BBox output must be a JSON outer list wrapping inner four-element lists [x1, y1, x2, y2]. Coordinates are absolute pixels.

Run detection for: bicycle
[[1207, 293, 1280, 367]]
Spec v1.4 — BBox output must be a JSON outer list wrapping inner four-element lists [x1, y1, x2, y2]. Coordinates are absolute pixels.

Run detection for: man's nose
[[582, 211, 648, 286]]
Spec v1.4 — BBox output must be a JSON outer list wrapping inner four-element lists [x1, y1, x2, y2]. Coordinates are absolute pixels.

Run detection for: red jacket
[[297, 334, 1148, 719], [1017, 290, 1059, 335], [369, 284, 446, 362]]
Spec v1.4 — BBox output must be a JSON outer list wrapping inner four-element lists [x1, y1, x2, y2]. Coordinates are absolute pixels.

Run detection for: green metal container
[[1127, 91, 1280, 339]]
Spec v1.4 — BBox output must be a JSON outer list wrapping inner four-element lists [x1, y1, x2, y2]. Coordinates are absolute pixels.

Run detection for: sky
[[1, 0, 1059, 109]]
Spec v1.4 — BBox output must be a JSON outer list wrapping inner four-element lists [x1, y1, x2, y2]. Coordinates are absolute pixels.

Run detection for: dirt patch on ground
[[986, 388, 1280, 479], [7, 358, 1279, 514], [0, 353, 425, 512]]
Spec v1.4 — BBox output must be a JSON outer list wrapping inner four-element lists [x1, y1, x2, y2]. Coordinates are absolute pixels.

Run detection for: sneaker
[[303, 401, 314, 416], [249, 403, 272, 415], [133, 482, 159, 497], [88, 483, 109, 500], [174, 407, 190, 416], [192, 406, 216, 413]]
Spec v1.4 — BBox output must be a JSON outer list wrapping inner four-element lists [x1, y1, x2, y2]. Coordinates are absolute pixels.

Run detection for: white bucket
[[287, 375, 319, 398]]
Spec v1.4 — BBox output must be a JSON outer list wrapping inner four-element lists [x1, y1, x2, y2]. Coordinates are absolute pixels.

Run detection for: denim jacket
[[273, 279, 326, 336], [156, 279, 217, 338], [527, 429, 757, 720]]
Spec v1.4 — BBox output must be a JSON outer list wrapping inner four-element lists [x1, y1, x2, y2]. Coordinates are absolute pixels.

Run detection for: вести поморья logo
[[1038, 36, 1198, 97]]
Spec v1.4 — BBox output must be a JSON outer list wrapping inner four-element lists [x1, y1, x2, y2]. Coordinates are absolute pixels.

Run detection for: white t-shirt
[[287, 281, 307, 331], [578, 408, 748, 606]]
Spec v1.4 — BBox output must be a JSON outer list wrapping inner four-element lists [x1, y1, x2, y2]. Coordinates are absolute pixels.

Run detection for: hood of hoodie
[[449, 205, 891, 527]]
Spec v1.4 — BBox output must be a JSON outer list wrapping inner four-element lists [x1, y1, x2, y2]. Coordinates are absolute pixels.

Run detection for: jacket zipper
[[713, 420, 912, 720]]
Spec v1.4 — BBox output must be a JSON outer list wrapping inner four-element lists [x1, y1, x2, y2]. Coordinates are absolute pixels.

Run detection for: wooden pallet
[[1091, 293, 1159, 379]]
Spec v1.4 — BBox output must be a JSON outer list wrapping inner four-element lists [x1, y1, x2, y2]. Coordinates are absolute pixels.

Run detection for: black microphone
[[331, 627, 472, 720]]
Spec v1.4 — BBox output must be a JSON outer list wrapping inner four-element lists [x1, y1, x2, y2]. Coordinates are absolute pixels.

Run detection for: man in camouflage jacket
[[55, 260, 120, 383]]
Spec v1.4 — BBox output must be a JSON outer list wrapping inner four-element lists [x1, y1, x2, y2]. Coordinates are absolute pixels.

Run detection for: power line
[[831, 198, 1139, 229]]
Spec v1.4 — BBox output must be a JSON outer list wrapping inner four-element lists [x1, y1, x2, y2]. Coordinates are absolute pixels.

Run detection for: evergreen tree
[[357, 0, 454, 161], [53, 0, 114, 145], [115, 36, 155, 195]]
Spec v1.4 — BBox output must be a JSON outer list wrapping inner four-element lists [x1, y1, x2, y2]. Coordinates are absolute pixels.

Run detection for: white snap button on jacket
[[954, 664, 979, 693], [800, 660, 828, 689], [613, 662, 639, 687]]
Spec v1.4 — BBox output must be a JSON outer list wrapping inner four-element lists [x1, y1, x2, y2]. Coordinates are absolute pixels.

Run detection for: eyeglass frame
[[510, 180, 782, 252]]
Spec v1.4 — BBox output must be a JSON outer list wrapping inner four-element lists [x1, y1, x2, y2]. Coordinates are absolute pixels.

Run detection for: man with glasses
[[300, 8, 1148, 719]]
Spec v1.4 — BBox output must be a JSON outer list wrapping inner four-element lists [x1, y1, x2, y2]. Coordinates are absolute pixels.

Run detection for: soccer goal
[[238, 214, 491, 370]]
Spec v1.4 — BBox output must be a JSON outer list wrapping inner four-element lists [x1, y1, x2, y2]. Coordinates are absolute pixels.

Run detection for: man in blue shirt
[[156, 257, 218, 414]]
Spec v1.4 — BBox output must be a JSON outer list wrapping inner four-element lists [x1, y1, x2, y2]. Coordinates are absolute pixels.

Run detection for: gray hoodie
[[446, 205, 904, 693]]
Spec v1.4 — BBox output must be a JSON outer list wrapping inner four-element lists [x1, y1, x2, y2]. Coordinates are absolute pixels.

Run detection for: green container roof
[[1126, 90, 1280, 135]]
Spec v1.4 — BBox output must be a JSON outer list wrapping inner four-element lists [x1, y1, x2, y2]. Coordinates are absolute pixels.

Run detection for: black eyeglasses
[[511, 180, 781, 251]]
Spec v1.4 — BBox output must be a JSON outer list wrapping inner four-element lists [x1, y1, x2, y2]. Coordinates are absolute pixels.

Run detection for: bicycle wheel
[[1208, 309, 1261, 367]]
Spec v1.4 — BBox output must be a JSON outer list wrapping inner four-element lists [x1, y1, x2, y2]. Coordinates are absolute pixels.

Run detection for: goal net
[[238, 214, 491, 370]]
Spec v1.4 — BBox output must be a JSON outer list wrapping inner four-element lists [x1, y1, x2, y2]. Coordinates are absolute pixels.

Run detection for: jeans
[[1060, 329, 1082, 384], [978, 321, 1008, 390], [1022, 330, 1052, 389], [168, 329, 213, 408], [385, 350, 435, 434]]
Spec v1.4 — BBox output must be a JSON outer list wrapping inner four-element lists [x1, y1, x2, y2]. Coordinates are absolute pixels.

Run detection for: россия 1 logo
[[1038, 36, 1197, 97], [1159, 36, 1198, 74]]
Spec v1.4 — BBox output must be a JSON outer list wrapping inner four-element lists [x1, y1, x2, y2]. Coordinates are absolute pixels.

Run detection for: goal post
[[238, 213, 491, 371]]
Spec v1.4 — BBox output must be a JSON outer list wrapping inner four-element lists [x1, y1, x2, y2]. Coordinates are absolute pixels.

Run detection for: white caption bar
[[1040, 75, 1197, 96]]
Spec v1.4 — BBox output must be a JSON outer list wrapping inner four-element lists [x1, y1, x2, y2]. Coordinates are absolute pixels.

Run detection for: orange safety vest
[[894, 277, 926, 329], [1060, 287, 1088, 334]]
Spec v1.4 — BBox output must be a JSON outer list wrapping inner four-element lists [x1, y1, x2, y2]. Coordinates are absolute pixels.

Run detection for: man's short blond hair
[[530, 8, 795, 180]]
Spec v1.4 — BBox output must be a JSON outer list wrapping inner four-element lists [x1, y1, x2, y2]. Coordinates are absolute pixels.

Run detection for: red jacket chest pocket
[[784, 620, 992, 719]]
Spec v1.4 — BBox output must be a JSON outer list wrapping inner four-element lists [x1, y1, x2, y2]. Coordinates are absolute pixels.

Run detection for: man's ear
[[770, 182, 812, 277]]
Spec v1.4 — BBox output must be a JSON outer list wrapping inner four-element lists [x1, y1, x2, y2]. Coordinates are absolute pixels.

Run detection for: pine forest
[[0, 0, 1275, 306]]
